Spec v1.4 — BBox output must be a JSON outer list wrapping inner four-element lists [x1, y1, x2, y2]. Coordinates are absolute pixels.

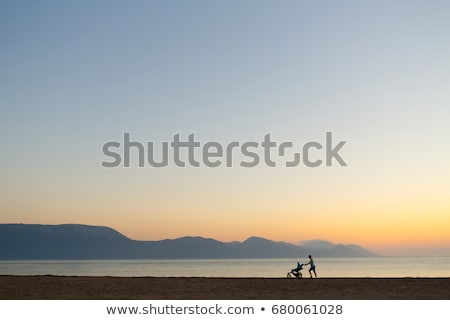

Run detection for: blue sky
[[1, 1, 449, 255]]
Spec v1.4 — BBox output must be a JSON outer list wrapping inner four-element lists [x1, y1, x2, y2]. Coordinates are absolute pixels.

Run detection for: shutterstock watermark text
[[101, 132, 347, 168]]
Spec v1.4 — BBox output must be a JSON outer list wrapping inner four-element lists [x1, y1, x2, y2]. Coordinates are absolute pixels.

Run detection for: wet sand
[[0, 276, 449, 299]]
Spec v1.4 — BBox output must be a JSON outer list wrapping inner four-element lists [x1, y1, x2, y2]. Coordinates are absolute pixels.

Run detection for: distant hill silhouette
[[0, 224, 378, 259]]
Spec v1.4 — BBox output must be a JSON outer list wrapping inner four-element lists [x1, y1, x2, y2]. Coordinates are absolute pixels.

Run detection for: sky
[[1, 1, 449, 256]]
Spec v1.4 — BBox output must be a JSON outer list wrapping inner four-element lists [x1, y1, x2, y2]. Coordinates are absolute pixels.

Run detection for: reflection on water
[[0, 257, 449, 277]]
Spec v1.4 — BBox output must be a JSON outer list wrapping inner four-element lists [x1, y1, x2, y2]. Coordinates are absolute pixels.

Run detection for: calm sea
[[0, 257, 449, 278]]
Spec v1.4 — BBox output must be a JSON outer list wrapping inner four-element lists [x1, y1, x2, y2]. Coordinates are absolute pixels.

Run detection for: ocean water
[[0, 257, 449, 278]]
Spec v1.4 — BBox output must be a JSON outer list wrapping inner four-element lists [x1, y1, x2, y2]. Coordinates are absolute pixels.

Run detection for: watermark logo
[[101, 132, 347, 168]]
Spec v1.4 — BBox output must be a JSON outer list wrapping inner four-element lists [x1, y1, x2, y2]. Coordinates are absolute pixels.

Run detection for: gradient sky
[[1, 1, 449, 256]]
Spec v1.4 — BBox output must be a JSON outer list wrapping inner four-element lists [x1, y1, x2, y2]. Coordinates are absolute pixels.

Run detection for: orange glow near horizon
[[1, 154, 449, 256], [4, 185, 448, 256]]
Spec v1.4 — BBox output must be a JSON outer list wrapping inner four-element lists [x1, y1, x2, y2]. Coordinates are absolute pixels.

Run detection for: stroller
[[287, 262, 304, 278]]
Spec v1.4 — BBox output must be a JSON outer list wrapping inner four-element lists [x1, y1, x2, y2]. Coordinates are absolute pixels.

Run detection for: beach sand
[[0, 276, 449, 299]]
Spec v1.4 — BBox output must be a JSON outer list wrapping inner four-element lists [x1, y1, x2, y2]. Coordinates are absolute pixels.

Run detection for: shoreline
[[1, 276, 449, 299]]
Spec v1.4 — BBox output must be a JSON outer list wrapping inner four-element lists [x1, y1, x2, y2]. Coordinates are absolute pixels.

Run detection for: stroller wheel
[[287, 272, 293, 278]]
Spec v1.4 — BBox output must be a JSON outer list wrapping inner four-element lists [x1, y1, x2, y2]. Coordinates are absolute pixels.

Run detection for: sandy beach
[[0, 276, 449, 299]]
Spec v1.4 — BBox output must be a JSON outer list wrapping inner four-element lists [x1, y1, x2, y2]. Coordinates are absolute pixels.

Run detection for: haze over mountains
[[0, 224, 377, 259]]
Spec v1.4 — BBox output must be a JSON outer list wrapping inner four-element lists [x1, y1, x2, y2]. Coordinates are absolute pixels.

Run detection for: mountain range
[[0, 224, 378, 259]]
